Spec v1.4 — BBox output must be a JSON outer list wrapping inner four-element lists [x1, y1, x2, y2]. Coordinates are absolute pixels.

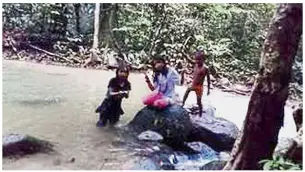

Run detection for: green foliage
[[3, 3, 302, 86], [259, 155, 302, 170]]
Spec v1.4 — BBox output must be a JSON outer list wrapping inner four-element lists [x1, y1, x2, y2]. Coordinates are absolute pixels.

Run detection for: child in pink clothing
[[143, 56, 180, 109]]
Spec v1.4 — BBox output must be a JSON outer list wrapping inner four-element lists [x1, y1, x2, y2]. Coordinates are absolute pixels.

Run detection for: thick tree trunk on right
[[223, 4, 302, 170]]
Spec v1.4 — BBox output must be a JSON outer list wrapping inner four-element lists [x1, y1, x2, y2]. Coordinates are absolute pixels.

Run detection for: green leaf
[[259, 159, 269, 164], [263, 161, 273, 170], [288, 166, 301, 170]]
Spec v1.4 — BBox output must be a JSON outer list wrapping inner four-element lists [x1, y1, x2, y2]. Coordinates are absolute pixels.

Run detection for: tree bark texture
[[223, 4, 302, 170]]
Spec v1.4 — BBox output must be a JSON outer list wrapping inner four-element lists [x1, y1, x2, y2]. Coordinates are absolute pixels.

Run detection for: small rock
[[137, 130, 163, 142], [200, 160, 227, 170], [187, 142, 218, 158], [274, 137, 294, 156], [152, 146, 160, 151], [69, 157, 75, 163]]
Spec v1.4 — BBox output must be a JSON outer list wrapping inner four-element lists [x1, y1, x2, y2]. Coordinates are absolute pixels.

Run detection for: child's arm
[[122, 82, 131, 98], [122, 91, 130, 98], [206, 68, 211, 95], [109, 88, 121, 96], [117, 90, 129, 98], [145, 74, 155, 91]]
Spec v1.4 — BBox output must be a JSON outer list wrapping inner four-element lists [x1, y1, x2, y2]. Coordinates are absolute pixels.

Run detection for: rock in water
[[199, 160, 227, 170], [188, 117, 239, 152], [3, 133, 53, 157], [128, 105, 192, 147], [138, 130, 163, 142], [187, 142, 218, 156], [274, 137, 294, 156]]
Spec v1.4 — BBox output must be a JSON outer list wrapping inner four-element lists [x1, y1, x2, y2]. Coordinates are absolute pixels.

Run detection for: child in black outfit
[[95, 65, 131, 127]]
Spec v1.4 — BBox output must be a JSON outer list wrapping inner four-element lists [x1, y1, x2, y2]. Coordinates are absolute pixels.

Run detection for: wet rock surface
[[188, 115, 239, 152], [137, 130, 163, 142], [199, 160, 227, 170], [3, 134, 53, 157], [128, 105, 192, 147]]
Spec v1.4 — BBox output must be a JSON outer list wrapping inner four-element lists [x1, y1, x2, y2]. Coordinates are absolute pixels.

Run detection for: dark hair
[[195, 51, 205, 60], [152, 55, 168, 83], [153, 55, 167, 64], [116, 64, 130, 78]]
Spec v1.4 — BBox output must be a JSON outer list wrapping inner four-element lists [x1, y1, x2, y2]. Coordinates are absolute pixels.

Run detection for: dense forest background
[[2, 3, 303, 101]]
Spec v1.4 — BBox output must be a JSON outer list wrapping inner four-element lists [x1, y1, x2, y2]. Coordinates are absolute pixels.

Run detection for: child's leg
[[109, 101, 122, 125], [195, 86, 203, 117], [196, 95, 203, 117], [143, 92, 162, 106], [182, 87, 192, 106], [97, 113, 108, 127], [109, 114, 118, 126]]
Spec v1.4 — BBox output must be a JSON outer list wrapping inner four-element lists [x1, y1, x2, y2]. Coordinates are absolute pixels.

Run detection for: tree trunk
[[74, 3, 81, 34], [109, 4, 124, 55], [92, 3, 100, 50], [99, 3, 113, 48], [148, 4, 167, 56], [83, 3, 101, 68], [223, 4, 302, 170]]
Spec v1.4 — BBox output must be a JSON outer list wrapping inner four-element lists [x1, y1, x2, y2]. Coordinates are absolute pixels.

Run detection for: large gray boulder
[[128, 103, 239, 152], [184, 103, 239, 152], [128, 105, 192, 147], [188, 115, 239, 152]]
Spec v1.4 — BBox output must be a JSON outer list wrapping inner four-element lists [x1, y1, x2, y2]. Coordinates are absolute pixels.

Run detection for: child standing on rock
[[95, 65, 131, 127], [182, 51, 210, 117]]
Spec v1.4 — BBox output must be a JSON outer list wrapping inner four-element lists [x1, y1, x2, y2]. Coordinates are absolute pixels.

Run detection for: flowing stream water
[[2, 60, 297, 170]]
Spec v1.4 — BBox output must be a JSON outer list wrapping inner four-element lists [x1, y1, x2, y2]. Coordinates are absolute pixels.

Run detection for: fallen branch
[[27, 44, 73, 63], [218, 85, 251, 96], [71, 57, 82, 64]]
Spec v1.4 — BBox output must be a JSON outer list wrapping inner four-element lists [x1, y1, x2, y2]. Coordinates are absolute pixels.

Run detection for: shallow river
[[2, 60, 297, 170]]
